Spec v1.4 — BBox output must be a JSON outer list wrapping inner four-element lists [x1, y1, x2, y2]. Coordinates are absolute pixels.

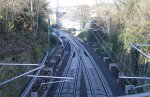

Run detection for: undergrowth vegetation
[[0, 0, 49, 96], [76, 0, 150, 92]]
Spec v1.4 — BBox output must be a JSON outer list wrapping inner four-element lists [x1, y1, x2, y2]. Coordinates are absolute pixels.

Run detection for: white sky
[[48, 0, 114, 7]]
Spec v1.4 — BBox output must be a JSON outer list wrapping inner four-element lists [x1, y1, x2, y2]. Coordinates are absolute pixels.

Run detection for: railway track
[[51, 32, 113, 97], [37, 39, 70, 97], [72, 36, 112, 97], [56, 43, 74, 97], [55, 42, 81, 97], [81, 57, 95, 97]]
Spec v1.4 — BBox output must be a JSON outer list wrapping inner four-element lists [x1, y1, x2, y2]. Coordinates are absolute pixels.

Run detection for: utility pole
[[35, 0, 39, 38], [5, 3, 8, 22], [77, 4, 80, 32], [108, 2, 112, 54], [31, 0, 33, 12], [56, 0, 59, 27], [30, 0, 34, 34], [48, 18, 51, 54], [96, 0, 98, 14], [109, 17, 112, 52]]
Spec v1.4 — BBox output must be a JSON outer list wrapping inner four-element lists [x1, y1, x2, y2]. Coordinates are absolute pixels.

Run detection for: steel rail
[[64, 32, 95, 97], [70, 37, 94, 97], [80, 57, 95, 97], [83, 55, 112, 96], [57, 42, 75, 97], [60, 31, 113, 96], [81, 55, 110, 96], [58, 33, 82, 97], [71, 35, 113, 97], [55, 33, 81, 97], [72, 50, 81, 97], [61, 31, 112, 96]]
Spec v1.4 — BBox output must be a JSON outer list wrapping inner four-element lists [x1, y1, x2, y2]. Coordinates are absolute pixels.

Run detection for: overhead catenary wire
[[61, 2, 136, 79], [69, 0, 149, 91], [90, 30, 136, 90], [89, 21, 135, 75], [88, 15, 150, 91], [89, 19, 145, 76]]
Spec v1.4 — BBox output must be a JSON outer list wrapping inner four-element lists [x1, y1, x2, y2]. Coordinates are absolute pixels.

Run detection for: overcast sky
[[48, 0, 114, 7]]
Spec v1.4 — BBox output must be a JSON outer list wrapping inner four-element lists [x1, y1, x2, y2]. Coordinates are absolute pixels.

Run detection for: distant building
[[61, 10, 80, 30]]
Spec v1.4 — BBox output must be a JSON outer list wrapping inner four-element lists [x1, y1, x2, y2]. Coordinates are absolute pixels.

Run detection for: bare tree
[[78, 5, 90, 28]]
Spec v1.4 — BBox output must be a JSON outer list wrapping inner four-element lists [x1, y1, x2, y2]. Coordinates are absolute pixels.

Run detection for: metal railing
[[20, 52, 48, 97]]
